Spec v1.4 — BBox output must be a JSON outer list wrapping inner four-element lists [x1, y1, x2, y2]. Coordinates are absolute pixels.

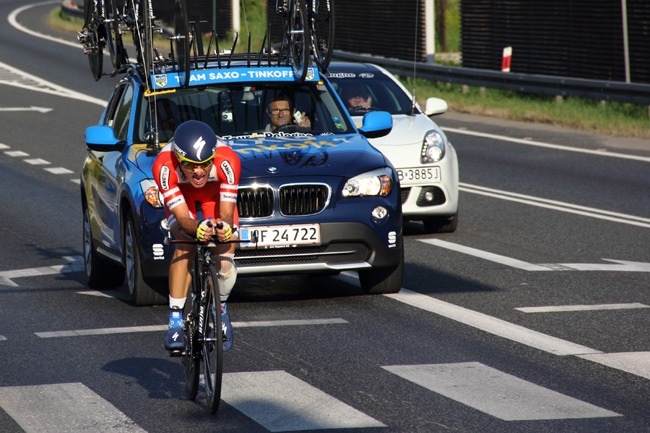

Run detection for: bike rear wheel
[[182, 290, 200, 401], [202, 266, 223, 414], [310, 0, 334, 71], [286, 0, 309, 82], [82, 0, 104, 80]]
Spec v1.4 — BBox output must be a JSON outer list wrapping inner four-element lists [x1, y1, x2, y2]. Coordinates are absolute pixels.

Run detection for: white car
[[327, 62, 459, 233]]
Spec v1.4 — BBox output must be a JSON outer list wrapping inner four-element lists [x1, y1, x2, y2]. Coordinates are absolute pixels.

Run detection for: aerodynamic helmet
[[172, 120, 218, 166]]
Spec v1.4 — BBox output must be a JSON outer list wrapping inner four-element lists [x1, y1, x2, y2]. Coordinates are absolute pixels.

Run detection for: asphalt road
[[1, 2, 649, 432]]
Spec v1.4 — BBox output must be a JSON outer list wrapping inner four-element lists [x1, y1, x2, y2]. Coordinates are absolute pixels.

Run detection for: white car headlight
[[342, 168, 393, 198], [420, 129, 446, 163]]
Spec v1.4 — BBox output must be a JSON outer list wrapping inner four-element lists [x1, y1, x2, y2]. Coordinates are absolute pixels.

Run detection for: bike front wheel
[[202, 266, 223, 414], [103, 0, 127, 70], [182, 290, 200, 401], [173, 0, 190, 88]]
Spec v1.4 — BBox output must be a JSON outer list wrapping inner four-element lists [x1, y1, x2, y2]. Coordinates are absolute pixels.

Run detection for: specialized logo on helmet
[[193, 136, 206, 157], [221, 160, 235, 184]]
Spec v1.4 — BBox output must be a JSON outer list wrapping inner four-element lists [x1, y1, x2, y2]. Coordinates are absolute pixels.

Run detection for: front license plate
[[397, 167, 441, 185], [240, 224, 320, 248]]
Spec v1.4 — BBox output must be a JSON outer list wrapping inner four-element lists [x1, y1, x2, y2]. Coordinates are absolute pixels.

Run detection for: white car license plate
[[239, 224, 320, 248], [397, 167, 440, 185]]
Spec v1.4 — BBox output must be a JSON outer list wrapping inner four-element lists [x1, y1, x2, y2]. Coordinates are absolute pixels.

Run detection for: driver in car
[[265, 92, 311, 132]]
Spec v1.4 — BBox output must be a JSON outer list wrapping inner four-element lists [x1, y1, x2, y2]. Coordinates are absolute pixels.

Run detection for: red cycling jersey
[[152, 141, 241, 224]]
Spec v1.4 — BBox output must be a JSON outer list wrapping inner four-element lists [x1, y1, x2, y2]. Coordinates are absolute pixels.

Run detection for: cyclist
[[152, 120, 241, 353], [265, 91, 312, 131]]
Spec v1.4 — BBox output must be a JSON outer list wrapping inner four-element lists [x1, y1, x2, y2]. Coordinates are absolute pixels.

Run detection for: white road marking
[[222, 371, 386, 431], [385, 289, 601, 356], [0, 106, 52, 112], [460, 183, 650, 228], [578, 352, 650, 380], [0, 256, 83, 287], [443, 127, 650, 163], [4, 150, 29, 157], [0, 382, 146, 433], [24, 158, 50, 165], [516, 303, 650, 313], [234, 318, 348, 327], [421, 239, 650, 272], [35, 319, 348, 338], [44, 166, 75, 174], [383, 363, 621, 421], [0, 143, 10, 149], [0, 58, 107, 106]]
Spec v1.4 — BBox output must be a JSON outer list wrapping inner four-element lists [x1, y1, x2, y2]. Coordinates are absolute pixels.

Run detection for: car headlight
[[342, 168, 393, 197], [140, 179, 164, 209], [420, 129, 446, 163]]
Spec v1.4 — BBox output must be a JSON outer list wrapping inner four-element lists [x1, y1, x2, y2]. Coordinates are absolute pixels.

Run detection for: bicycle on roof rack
[[78, 0, 189, 88]]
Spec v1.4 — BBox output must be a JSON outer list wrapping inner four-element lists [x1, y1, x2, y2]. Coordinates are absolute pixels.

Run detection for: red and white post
[[501, 46, 513, 72]]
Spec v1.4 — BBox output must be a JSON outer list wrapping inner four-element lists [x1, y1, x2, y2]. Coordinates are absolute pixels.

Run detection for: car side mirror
[[424, 97, 448, 116], [85, 125, 125, 152], [358, 111, 392, 139]]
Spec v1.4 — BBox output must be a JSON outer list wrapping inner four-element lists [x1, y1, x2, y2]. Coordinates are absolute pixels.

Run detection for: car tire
[[359, 254, 404, 294], [83, 207, 124, 288], [423, 213, 458, 234], [124, 215, 166, 306]]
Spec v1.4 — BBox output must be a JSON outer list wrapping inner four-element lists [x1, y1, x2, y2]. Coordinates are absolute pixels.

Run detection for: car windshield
[[136, 81, 355, 143], [328, 72, 416, 116]]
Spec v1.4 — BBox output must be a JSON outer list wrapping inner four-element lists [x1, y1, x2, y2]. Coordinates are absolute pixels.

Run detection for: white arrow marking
[[0, 256, 84, 287], [0, 106, 52, 113], [421, 239, 650, 272]]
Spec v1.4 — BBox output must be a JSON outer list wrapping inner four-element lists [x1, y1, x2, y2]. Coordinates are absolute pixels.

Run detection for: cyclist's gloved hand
[[196, 219, 212, 242], [219, 222, 232, 242]]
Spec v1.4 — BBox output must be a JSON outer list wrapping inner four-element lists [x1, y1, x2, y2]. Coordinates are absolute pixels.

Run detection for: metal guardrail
[[60, 1, 650, 106], [333, 51, 650, 106]]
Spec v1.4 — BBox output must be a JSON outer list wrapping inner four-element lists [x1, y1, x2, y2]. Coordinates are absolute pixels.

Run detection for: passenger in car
[[265, 92, 312, 132], [343, 87, 373, 114]]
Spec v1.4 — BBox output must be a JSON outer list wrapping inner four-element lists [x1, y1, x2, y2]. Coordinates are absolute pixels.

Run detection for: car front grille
[[279, 184, 329, 215], [238, 184, 330, 217], [238, 186, 274, 218]]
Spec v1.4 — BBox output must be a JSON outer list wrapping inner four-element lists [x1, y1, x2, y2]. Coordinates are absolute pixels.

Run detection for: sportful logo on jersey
[[151, 67, 320, 89]]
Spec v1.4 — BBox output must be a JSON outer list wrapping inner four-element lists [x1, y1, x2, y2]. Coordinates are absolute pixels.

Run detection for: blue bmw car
[[81, 62, 404, 305]]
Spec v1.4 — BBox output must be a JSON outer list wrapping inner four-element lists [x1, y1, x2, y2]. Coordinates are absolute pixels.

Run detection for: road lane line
[[385, 289, 602, 356], [443, 127, 650, 163], [383, 363, 621, 420], [222, 371, 386, 431], [578, 352, 650, 380], [460, 183, 650, 228], [419, 238, 551, 271], [35, 319, 348, 338], [516, 303, 650, 313], [0, 383, 146, 433]]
